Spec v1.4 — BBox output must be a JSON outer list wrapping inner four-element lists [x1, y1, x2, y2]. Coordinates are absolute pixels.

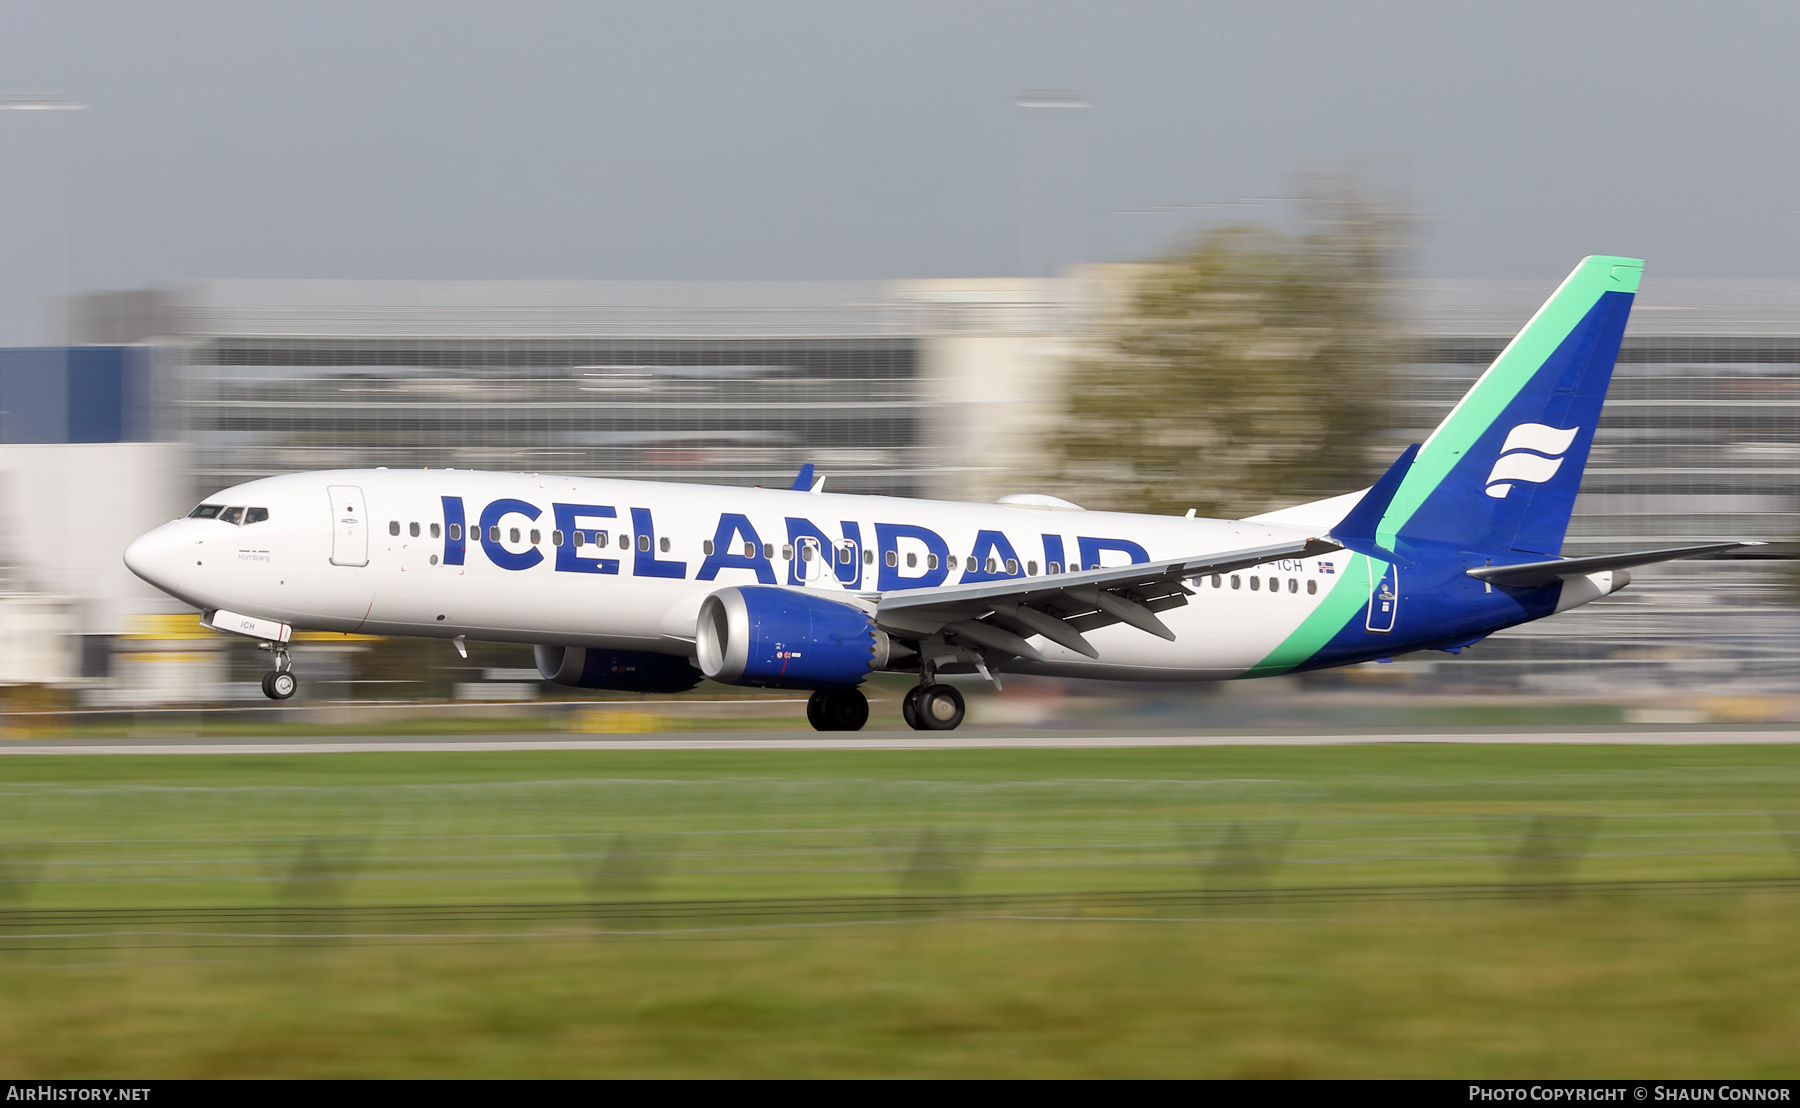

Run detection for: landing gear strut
[[807, 687, 868, 731], [259, 643, 297, 701], [904, 683, 964, 731]]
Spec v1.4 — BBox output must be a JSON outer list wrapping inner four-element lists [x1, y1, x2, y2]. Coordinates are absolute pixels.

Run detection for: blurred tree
[[1054, 177, 1413, 519]]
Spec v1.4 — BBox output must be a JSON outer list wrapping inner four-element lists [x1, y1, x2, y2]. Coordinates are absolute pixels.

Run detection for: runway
[[3, 728, 1800, 754]]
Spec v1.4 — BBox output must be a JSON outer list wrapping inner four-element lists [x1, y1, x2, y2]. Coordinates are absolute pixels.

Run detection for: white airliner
[[123, 257, 1752, 730]]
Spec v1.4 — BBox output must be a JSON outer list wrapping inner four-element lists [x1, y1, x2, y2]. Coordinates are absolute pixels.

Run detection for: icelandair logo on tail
[[1484, 423, 1580, 499]]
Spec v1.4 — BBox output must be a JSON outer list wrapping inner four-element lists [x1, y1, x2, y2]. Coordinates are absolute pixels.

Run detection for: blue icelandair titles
[[434, 495, 1150, 589], [121, 255, 1759, 730]]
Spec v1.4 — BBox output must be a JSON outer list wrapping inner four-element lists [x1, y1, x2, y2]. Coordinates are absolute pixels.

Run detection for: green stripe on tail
[[1244, 553, 1382, 676]]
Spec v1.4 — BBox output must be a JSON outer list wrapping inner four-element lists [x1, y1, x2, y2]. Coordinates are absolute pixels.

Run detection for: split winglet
[[789, 463, 815, 492]]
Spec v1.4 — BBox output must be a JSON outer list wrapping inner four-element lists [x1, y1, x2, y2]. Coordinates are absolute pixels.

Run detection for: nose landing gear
[[259, 644, 297, 701], [806, 687, 869, 731]]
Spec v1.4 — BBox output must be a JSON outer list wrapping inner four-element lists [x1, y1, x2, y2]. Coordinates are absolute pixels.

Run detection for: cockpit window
[[189, 504, 223, 519], [245, 507, 269, 525], [220, 507, 245, 525]]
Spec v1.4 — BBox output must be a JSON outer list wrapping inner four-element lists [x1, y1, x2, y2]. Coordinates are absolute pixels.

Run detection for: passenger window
[[1028, 561, 1038, 576], [448, 524, 461, 541], [574, 532, 586, 548], [1231, 575, 1241, 590], [886, 550, 897, 568], [743, 542, 756, 558], [1289, 578, 1298, 593], [1211, 574, 1222, 588], [948, 555, 959, 570], [530, 529, 541, 545], [388, 520, 399, 536], [1006, 558, 1019, 575], [783, 545, 794, 560], [986, 557, 997, 573], [863, 548, 874, 565], [660, 537, 670, 553], [430, 523, 440, 539], [927, 554, 939, 570], [245, 507, 269, 525], [638, 535, 650, 552], [801, 545, 814, 562], [509, 527, 520, 543], [408, 522, 419, 538], [1250, 576, 1260, 591], [1307, 579, 1317, 595], [552, 530, 564, 547], [221, 507, 245, 525], [488, 526, 500, 542], [765, 544, 775, 560], [906, 552, 917, 568], [839, 546, 852, 565], [595, 532, 607, 548], [189, 504, 223, 519], [1049, 562, 1062, 574]]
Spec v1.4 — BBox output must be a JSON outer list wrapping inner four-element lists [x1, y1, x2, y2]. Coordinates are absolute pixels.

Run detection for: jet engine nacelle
[[696, 586, 894, 689], [533, 644, 703, 693]]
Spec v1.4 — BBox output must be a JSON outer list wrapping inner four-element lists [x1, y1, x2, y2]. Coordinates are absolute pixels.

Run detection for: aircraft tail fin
[[1376, 256, 1641, 556], [1329, 443, 1418, 557]]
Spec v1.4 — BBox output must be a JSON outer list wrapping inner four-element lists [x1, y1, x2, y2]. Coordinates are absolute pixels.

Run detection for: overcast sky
[[3, 0, 1799, 290]]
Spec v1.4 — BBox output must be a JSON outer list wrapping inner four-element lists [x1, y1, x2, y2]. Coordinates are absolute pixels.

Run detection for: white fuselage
[[125, 469, 1351, 680]]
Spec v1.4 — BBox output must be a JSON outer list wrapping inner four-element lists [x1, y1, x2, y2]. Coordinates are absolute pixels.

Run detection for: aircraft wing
[[1465, 541, 1765, 588], [871, 536, 1340, 662]]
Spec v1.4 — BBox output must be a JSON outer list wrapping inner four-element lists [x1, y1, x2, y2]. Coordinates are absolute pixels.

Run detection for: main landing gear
[[259, 644, 297, 701], [902, 683, 964, 731], [807, 687, 869, 731]]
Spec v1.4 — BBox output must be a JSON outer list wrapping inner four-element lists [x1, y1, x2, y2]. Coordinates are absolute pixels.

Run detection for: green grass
[[2, 744, 1799, 1076]]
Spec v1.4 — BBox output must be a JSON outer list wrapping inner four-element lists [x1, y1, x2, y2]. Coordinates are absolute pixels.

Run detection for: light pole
[[0, 93, 87, 347], [1014, 90, 1090, 280]]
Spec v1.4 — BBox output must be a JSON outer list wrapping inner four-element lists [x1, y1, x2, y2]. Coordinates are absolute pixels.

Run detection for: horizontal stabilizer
[[1467, 542, 1763, 588]]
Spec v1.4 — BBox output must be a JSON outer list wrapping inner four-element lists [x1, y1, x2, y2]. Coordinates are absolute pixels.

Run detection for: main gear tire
[[916, 684, 964, 731], [807, 687, 869, 732], [902, 686, 923, 730]]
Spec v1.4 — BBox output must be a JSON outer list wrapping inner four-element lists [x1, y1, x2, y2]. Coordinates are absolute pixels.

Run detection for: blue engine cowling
[[696, 586, 891, 689], [534, 645, 703, 693]]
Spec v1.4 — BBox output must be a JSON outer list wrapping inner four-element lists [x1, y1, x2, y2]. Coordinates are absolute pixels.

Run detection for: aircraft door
[[328, 485, 369, 567], [1366, 560, 1398, 633], [797, 537, 827, 584]]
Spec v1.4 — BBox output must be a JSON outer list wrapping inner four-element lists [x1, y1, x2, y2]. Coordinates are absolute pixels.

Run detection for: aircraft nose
[[123, 522, 190, 594]]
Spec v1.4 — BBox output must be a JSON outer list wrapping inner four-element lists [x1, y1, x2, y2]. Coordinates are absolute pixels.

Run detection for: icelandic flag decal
[[1317, 561, 1336, 575]]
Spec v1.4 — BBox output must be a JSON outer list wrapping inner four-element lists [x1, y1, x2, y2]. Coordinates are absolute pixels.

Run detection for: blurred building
[[24, 271, 1800, 703], [109, 279, 1076, 507], [0, 346, 186, 691]]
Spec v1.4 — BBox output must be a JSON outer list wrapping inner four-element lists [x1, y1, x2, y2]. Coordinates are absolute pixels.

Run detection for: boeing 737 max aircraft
[[123, 256, 1754, 730]]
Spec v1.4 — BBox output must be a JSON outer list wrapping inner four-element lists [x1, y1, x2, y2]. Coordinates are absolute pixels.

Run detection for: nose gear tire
[[261, 671, 297, 700]]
